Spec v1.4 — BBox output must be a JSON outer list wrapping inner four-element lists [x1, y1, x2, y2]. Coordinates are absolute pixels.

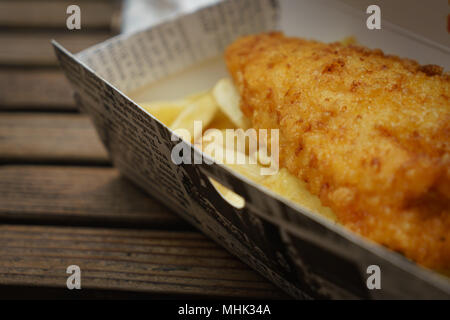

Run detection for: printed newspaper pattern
[[54, 0, 449, 299], [76, 0, 279, 93]]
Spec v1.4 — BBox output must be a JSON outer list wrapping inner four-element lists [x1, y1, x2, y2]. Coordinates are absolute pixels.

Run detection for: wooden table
[[0, 0, 287, 299]]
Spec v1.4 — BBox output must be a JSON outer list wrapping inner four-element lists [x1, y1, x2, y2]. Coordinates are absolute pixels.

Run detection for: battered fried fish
[[226, 32, 450, 271]]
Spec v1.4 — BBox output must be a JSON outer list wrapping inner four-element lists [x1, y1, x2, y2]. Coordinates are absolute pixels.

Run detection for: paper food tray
[[52, 0, 450, 299]]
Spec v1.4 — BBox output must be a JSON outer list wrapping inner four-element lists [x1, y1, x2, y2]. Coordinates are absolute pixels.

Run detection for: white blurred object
[[122, 0, 219, 34]]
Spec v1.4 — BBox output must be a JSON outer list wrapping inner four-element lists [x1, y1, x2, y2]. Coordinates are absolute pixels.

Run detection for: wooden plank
[[0, 70, 75, 110], [0, 165, 185, 229], [0, 32, 111, 66], [0, 1, 121, 30], [0, 225, 287, 298], [0, 113, 109, 164]]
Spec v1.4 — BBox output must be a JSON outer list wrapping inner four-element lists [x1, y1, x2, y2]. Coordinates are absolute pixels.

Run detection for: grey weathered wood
[[0, 70, 75, 110], [0, 225, 288, 298], [0, 113, 109, 164], [0, 165, 186, 228], [0, 32, 111, 66], [0, 1, 121, 30], [0, 0, 288, 299]]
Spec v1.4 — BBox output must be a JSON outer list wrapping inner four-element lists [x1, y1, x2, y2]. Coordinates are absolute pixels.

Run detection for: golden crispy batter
[[226, 32, 450, 270]]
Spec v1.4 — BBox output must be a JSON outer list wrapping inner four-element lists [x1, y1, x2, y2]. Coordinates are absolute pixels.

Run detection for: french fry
[[212, 78, 250, 129], [139, 91, 208, 127], [170, 93, 219, 143], [262, 169, 336, 221], [209, 178, 245, 209], [143, 78, 336, 221], [140, 101, 187, 126], [203, 133, 257, 208], [206, 110, 236, 131], [203, 129, 264, 183], [202, 131, 335, 218]]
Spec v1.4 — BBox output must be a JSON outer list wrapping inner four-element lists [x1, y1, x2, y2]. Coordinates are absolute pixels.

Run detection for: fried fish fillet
[[226, 32, 450, 270]]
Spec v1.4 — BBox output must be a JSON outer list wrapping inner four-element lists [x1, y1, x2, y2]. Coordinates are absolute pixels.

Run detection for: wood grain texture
[[0, 1, 285, 299], [0, 225, 287, 298], [0, 165, 185, 228], [0, 32, 111, 66], [0, 113, 109, 164], [0, 1, 121, 30], [0, 70, 75, 110]]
